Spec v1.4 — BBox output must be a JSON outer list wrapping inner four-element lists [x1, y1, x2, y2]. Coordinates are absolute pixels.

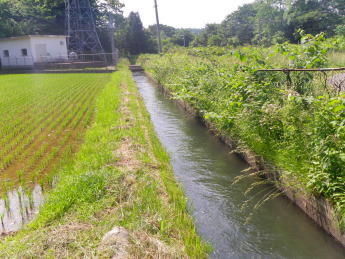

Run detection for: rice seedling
[[0, 73, 111, 190]]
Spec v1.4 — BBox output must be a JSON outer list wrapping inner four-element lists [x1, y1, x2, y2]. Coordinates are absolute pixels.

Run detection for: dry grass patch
[[113, 137, 143, 172], [129, 231, 187, 259]]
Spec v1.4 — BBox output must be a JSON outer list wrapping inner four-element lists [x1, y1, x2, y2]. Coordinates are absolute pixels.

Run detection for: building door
[[35, 44, 47, 63]]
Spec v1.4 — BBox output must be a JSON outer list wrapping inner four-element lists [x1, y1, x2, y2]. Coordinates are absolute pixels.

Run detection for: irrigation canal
[[133, 72, 345, 258]]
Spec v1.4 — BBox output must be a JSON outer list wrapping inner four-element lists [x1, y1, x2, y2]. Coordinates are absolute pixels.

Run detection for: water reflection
[[0, 185, 43, 235]]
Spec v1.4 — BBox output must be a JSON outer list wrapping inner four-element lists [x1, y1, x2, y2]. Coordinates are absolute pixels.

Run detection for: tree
[[285, 0, 343, 41], [171, 29, 195, 47], [192, 24, 225, 46], [125, 12, 148, 55], [0, 0, 124, 37], [0, 0, 19, 37], [253, 0, 287, 45], [222, 4, 256, 45], [147, 24, 176, 38], [93, 0, 124, 28], [17, 0, 66, 35], [192, 0, 345, 47]]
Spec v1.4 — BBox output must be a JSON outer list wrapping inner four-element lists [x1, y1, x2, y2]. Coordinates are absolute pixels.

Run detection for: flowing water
[[133, 72, 345, 259]]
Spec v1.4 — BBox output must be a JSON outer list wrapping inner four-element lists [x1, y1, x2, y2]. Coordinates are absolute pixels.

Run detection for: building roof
[[0, 35, 67, 42]]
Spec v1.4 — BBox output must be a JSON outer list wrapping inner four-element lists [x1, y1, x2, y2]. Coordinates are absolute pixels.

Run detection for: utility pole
[[153, 0, 163, 54], [108, 15, 117, 66]]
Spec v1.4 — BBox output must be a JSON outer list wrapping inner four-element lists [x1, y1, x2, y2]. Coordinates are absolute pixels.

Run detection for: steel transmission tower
[[65, 0, 104, 54]]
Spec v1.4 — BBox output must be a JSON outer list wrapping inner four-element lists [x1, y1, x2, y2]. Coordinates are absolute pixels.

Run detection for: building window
[[3, 50, 9, 57], [21, 49, 28, 56]]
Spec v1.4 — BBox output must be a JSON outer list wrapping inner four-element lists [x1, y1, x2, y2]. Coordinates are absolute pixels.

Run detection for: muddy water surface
[[0, 185, 43, 235], [133, 72, 345, 259]]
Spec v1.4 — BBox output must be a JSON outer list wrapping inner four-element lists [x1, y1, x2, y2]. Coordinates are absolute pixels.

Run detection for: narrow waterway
[[133, 72, 345, 259]]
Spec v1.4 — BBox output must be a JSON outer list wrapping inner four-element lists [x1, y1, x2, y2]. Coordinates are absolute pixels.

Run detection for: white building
[[0, 35, 68, 68]]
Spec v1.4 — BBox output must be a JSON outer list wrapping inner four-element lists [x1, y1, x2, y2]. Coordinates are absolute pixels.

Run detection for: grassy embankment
[[138, 35, 345, 225], [0, 64, 209, 258]]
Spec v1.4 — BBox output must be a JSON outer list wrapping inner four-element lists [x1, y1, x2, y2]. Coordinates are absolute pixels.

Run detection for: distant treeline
[[0, 0, 125, 37], [193, 0, 345, 47], [0, 0, 344, 55], [118, 0, 345, 53], [0, 0, 125, 53], [0, 0, 195, 55], [114, 12, 199, 55], [0, 0, 65, 37]]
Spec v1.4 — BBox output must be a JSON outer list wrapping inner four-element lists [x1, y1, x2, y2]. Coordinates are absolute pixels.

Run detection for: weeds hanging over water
[[232, 167, 283, 223]]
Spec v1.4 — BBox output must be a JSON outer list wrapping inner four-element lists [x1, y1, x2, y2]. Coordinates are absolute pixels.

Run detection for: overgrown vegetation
[[0, 64, 209, 258], [139, 33, 345, 222]]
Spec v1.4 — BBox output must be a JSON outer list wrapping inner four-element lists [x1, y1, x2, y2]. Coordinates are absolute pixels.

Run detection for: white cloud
[[122, 0, 255, 28]]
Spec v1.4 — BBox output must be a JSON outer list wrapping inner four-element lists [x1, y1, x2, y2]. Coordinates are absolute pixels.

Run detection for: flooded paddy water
[[0, 73, 110, 237], [133, 72, 345, 258], [0, 185, 43, 235]]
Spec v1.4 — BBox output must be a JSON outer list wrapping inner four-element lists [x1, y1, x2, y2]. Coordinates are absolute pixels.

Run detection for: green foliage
[[192, 24, 226, 47], [139, 39, 345, 221], [276, 31, 332, 69], [0, 0, 124, 52], [146, 25, 196, 49], [124, 12, 148, 55], [275, 31, 336, 94], [193, 0, 345, 47], [308, 95, 345, 219], [222, 4, 256, 46], [0, 0, 66, 37], [335, 25, 345, 38], [1, 0, 344, 54]]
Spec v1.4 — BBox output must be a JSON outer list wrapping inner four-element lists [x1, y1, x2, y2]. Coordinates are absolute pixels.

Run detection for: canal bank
[[0, 65, 209, 258], [132, 71, 345, 258]]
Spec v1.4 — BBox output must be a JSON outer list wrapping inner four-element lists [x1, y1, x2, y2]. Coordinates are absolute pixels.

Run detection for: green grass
[[0, 63, 210, 258], [328, 51, 345, 67]]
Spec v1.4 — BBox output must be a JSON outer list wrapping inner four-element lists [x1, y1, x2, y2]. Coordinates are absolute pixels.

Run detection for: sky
[[122, 0, 255, 29]]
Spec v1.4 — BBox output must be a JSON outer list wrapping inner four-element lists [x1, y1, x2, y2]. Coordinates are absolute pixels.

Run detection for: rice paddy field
[[0, 73, 111, 192], [0, 66, 209, 258]]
